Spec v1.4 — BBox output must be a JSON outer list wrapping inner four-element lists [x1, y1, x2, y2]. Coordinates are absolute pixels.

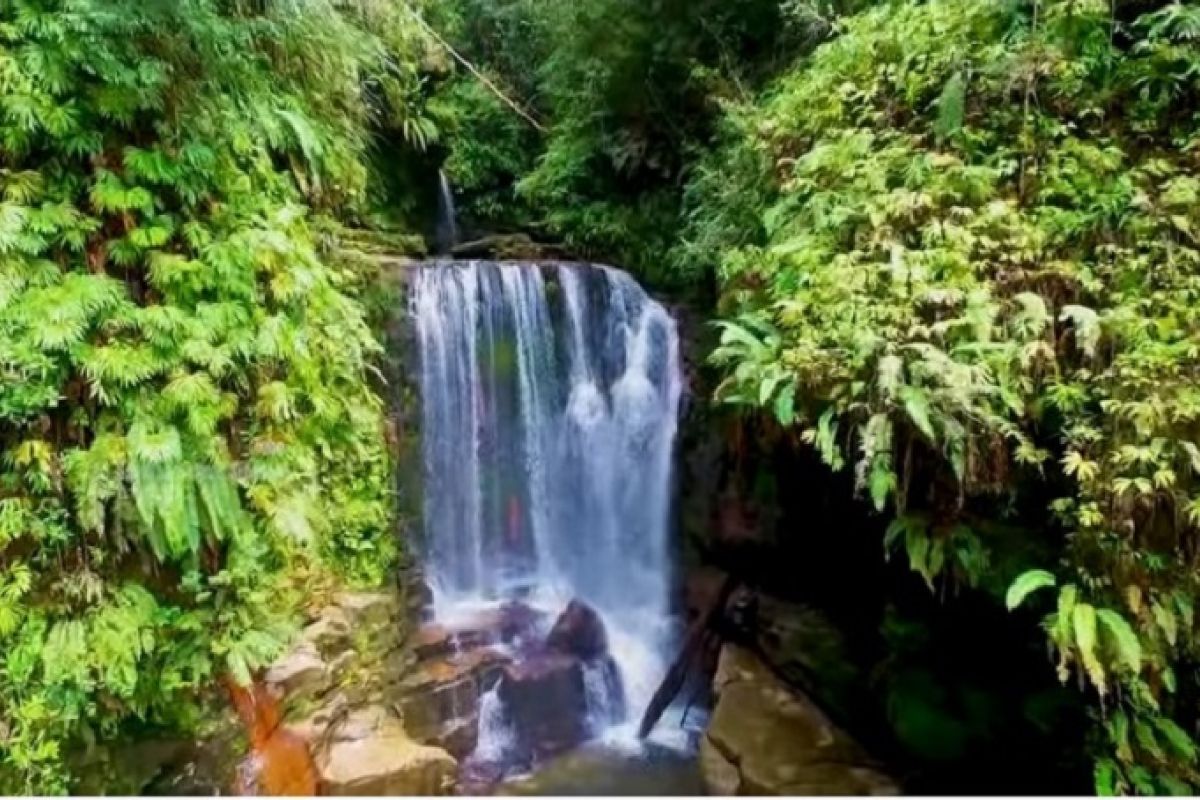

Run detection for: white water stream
[[412, 261, 684, 741]]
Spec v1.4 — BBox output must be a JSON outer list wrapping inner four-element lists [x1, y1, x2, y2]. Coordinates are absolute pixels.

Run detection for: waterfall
[[412, 261, 683, 728], [435, 169, 459, 254], [473, 683, 517, 763]]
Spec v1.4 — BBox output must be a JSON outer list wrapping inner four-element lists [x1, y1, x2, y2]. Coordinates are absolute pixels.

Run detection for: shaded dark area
[[673, 313, 1092, 795]]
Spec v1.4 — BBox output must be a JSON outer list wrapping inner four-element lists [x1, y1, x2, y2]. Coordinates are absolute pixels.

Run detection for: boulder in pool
[[546, 599, 608, 660], [499, 653, 589, 759]]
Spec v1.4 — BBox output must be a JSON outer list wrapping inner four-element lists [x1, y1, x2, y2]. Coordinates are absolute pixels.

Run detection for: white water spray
[[412, 261, 684, 739]]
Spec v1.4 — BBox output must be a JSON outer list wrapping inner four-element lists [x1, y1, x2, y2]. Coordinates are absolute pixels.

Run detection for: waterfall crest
[[412, 260, 683, 725]]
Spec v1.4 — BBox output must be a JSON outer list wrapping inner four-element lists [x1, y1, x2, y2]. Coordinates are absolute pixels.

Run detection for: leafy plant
[[697, 0, 1200, 791], [0, 0, 425, 791]]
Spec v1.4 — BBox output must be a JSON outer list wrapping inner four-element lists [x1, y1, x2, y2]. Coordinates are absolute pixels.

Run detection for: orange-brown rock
[[227, 678, 318, 796]]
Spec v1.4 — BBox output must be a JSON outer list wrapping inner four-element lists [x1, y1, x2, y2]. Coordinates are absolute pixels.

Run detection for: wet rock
[[496, 600, 544, 645], [407, 579, 436, 621], [265, 640, 328, 699], [395, 648, 510, 757], [546, 600, 608, 660], [701, 644, 898, 796], [498, 653, 588, 759], [291, 692, 350, 748], [699, 737, 741, 795], [414, 623, 456, 660], [315, 706, 456, 795], [328, 648, 357, 678], [459, 759, 507, 795], [581, 655, 627, 728], [414, 602, 543, 660], [303, 606, 352, 655], [684, 566, 729, 622], [336, 591, 396, 627]]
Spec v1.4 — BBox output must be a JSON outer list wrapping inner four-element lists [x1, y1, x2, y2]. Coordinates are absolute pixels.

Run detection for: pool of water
[[499, 739, 705, 796]]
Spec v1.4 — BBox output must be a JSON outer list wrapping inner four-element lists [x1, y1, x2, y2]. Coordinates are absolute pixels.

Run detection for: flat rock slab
[[315, 706, 456, 795], [400, 647, 510, 694], [702, 644, 899, 796], [414, 602, 543, 659]]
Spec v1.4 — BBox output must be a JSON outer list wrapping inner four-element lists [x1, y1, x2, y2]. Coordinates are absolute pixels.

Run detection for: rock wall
[[701, 644, 899, 796]]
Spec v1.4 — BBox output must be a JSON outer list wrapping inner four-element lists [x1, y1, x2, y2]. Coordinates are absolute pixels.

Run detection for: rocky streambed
[[145, 579, 901, 796], [231, 584, 639, 795]]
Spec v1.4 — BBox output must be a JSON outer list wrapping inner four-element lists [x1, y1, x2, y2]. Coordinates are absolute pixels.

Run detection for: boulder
[[498, 653, 588, 759], [314, 706, 456, 795], [545, 600, 608, 660], [265, 641, 327, 699], [701, 644, 898, 796], [495, 600, 543, 645]]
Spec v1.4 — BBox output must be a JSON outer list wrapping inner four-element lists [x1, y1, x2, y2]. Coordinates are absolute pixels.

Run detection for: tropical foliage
[[429, 0, 804, 285], [697, 0, 1200, 792], [7, 0, 1200, 793], [0, 0, 436, 791]]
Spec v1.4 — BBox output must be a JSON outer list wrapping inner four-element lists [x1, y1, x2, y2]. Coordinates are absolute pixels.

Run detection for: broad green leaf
[[1133, 719, 1163, 760], [898, 385, 936, 441], [774, 385, 796, 426], [1060, 305, 1101, 357], [1152, 602, 1177, 647], [1006, 569, 1057, 610], [1093, 758, 1117, 796], [868, 461, 897, 511], [1154, 717, 1197, 760], [1073, 602, 1105, 693], [1111, 710, 1133, 763], [933, 71, 965, 141], [1180, 441, 1200, 475], [1097, 609, 1142, 674]]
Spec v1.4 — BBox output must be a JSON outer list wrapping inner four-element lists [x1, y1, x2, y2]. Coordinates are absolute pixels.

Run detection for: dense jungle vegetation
[[3, 0, 1200, 794]]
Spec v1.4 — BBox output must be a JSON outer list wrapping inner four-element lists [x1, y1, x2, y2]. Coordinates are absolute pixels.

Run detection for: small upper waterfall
[[435, 169, 460, 255], [412, 260, 684, 731]]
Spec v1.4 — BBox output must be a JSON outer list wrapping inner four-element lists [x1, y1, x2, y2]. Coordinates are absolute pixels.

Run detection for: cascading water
[[435, 169, 459, 255], [412, 260, 683, 743]]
